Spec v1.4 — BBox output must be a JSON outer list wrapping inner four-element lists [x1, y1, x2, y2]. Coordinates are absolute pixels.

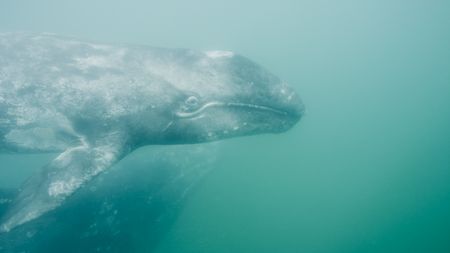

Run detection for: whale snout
[[269, 84, 305, 131], [284, 88, 305, 120]]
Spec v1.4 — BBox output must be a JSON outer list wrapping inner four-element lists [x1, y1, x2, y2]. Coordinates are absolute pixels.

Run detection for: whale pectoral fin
[[0, 144, 123, 233]]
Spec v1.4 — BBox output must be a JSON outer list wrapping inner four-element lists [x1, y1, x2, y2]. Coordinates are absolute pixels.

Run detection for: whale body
[[0, 33, 304, 232]]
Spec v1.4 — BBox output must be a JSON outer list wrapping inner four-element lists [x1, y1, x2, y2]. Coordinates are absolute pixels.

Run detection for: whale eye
[[181, 95, 200, 112], [185, 96, 199, 107]]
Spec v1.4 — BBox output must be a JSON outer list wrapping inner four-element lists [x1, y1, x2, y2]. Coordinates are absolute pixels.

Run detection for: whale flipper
[[0, 142, 124, 233]]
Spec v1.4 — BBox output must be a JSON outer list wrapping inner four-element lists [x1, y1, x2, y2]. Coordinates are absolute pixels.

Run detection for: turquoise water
[[1, 1, 450, 252]]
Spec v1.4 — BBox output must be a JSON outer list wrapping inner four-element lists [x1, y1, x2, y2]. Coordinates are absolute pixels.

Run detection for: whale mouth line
[[175, 101, 288, 119]]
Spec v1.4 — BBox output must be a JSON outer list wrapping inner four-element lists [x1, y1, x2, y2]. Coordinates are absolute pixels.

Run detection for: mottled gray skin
[[0, 33, 304, 232]]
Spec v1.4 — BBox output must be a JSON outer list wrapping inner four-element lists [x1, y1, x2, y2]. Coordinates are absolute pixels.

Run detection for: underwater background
[[0, 0, 449, 252]]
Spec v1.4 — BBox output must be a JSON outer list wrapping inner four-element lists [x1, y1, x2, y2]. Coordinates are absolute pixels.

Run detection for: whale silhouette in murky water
[[0, 33, 304, 232]]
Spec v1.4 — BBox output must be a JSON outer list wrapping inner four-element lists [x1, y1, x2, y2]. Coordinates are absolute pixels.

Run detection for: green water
[[1, 0, 450, 252]]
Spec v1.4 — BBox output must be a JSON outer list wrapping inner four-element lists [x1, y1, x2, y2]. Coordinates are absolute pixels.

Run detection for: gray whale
[[0, 33, 304, 232]]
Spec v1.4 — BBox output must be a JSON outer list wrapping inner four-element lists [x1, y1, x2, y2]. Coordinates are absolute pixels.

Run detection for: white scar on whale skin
[[205, 50, 234, 58], [0, 32, 304, 232]]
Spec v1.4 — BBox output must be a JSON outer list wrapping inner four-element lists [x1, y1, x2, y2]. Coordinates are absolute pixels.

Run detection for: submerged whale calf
[[0, 33, 304, 232]]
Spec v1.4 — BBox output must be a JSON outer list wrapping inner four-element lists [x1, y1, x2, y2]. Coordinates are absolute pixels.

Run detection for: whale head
[[137, 49, 305, 145]]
